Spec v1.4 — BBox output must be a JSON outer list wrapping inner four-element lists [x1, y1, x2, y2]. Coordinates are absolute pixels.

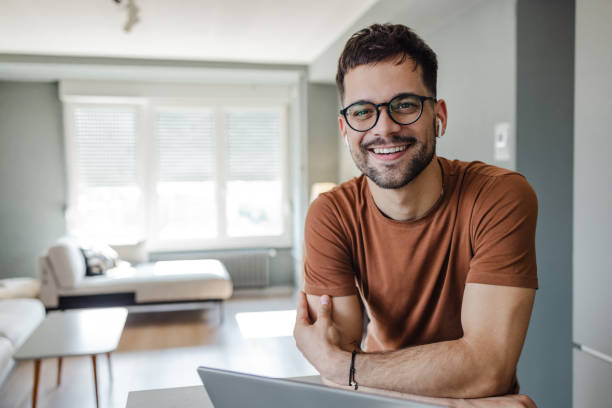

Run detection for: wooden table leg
[[32, 359, 41, 408], [57, 357, 63, 386], [107, 352, 113, 381], [91, 355, 100, 408]]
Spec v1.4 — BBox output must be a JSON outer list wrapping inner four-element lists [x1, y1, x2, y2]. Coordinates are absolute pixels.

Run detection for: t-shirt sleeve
[[303, 194, 358, 297], [467, 174, 539, 289]]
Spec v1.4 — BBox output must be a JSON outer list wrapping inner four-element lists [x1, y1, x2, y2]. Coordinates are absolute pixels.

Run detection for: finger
[[295, 291, 311, 324], [317, 294, 332, 324]]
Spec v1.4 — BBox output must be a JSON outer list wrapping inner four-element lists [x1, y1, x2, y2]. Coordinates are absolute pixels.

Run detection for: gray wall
[[515, 1, 575, 406], [427, 0, 516, 169], [0, 81, 66, 279], [306, 83, 340, 188], [308, 0, 484, 83]]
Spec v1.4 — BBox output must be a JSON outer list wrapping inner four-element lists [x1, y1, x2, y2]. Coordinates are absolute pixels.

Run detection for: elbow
[[468, 365, 515, 398], [459, 338, 517, 398], [457, 351, 516, 397], [484, 372, 514, 397]]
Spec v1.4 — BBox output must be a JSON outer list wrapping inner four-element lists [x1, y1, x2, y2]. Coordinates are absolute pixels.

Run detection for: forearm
[[326, 338, 508, 399]]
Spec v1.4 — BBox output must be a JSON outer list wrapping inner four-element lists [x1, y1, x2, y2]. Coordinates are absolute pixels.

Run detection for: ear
[[435, 98, 448, 137], [338, 115, 349, 146]]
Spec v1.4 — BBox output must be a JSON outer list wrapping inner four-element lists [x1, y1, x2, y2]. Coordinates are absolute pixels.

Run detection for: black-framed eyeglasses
[[339, 93, 437, 132]]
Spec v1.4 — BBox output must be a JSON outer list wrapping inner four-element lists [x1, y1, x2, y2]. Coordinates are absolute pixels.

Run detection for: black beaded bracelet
[[348, 349, 358, 390]]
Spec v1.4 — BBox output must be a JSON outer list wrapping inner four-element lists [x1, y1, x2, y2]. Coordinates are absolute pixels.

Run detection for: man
[[293, 24, 538, 407]]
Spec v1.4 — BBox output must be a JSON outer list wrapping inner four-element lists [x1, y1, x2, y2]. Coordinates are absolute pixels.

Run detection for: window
[[155, 108, 217, 241], [66, 104, 146, 244], [225, 109, 284, 238], [62, 84, 291, 250]]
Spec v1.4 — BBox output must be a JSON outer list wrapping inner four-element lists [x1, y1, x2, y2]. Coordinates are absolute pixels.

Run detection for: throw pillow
[[80, 244, 119, 276]]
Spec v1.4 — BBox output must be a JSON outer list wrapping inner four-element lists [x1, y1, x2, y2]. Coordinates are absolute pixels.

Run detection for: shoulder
[[307, 175, 366, 220], [442, 158, 537, 207], [442, 157, 517, 179]]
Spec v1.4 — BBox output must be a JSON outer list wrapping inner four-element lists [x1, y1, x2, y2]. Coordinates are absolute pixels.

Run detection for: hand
[[293, 291, 347, 383]]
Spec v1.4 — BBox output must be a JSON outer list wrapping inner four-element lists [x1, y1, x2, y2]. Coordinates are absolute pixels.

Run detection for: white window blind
[[227, 110, 281, 181], [157, 110, 215, 182], [225, 109, 284, 237], [74, 106, 137, 187], [67, 105, 145, 244], [155, 109, 217, 240]]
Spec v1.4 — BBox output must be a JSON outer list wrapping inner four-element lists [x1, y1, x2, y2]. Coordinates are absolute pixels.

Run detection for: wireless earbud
[[344, 135, 349, 148], [437, 119, 443, 137]]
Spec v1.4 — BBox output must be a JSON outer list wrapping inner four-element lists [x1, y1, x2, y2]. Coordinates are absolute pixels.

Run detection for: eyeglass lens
[[345, 94, 423, 131]]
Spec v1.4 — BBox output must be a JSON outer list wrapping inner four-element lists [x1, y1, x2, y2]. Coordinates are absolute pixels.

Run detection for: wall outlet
[[494, 122, 511, 161]]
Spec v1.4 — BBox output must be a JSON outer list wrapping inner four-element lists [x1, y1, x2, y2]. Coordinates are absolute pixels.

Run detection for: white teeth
[[372, 145, 408, 154]]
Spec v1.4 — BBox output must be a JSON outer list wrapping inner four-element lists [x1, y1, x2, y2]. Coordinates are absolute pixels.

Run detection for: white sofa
[[0, 298, 45, 383], [38, 237, 233, 311]]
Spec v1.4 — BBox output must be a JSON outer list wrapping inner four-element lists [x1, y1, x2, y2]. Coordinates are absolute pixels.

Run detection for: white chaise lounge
[[38, 238, 233, 313]]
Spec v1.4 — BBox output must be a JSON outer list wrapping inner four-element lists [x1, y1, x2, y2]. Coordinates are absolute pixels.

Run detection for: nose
[[372, 106, 401, 136]]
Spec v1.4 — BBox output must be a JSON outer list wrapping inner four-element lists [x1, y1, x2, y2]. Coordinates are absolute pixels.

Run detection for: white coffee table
[[14, 307, 128, 408]]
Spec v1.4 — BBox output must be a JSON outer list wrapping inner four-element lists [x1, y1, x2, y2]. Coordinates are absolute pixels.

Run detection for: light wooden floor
[[0, 290, 317, 408]]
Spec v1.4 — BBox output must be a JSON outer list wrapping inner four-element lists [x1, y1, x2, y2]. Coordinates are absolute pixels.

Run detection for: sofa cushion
[[65, 260, 233, 302], [0, 298, 45, 348], [48, 237, 86, 288], [81, 244, 119, 276], [0, 278, 40, 300]]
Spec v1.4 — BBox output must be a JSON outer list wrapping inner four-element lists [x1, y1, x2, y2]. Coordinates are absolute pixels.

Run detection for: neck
[[367, 155, 443, 221]]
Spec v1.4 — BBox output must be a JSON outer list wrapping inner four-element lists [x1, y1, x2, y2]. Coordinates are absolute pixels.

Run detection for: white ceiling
[[0, 0, 378, 64]]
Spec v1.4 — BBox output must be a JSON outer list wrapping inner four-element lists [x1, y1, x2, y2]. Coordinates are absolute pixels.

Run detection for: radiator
[[210, 250, 270, 288]]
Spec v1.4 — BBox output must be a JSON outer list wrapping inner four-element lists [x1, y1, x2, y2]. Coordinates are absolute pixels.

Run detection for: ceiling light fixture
[[114, 0, 140, 33]]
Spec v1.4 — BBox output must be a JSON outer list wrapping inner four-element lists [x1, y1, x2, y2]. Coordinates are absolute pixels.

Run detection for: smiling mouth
[[370, 145, 409, 154], [366, 143, 412, 162]]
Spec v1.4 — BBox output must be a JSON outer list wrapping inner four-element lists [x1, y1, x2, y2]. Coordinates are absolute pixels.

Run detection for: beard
[[350, 123, 436, 189]]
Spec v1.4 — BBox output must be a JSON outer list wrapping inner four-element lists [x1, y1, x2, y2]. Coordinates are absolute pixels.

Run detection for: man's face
[[339, 58, 443, 189]]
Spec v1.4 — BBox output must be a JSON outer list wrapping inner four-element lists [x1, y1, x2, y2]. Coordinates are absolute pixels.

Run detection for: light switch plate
[[494, 122, 511, 161]]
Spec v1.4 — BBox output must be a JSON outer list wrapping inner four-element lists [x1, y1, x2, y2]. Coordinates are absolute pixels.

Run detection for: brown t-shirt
[[303, 157, 538, 393]]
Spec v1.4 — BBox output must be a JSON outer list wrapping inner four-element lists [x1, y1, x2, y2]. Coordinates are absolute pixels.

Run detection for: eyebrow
[[346, 92, 420, 107]]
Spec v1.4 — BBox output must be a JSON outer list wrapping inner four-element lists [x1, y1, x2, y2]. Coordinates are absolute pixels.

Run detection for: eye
[[353, 108, 372, 117], [398, 102, 417, 109], [348, 105, 375, 120], [392, 97, 420, 113]]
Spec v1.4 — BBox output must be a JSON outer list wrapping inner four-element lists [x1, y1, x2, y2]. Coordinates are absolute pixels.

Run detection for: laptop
[[197, 366, 446, 408]]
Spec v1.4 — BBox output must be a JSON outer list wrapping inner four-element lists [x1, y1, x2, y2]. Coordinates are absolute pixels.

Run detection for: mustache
[[361, 135, 418, 150]]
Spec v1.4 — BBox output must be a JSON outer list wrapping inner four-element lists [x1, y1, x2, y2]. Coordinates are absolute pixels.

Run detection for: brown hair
[[336, 23, 438, 101]]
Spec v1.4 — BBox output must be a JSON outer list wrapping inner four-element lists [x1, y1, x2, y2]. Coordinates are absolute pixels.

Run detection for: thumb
[[317, 295, 332, 323]]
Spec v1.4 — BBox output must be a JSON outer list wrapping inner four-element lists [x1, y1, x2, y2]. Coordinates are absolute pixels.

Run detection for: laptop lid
[[197, 366, 446, 408]]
